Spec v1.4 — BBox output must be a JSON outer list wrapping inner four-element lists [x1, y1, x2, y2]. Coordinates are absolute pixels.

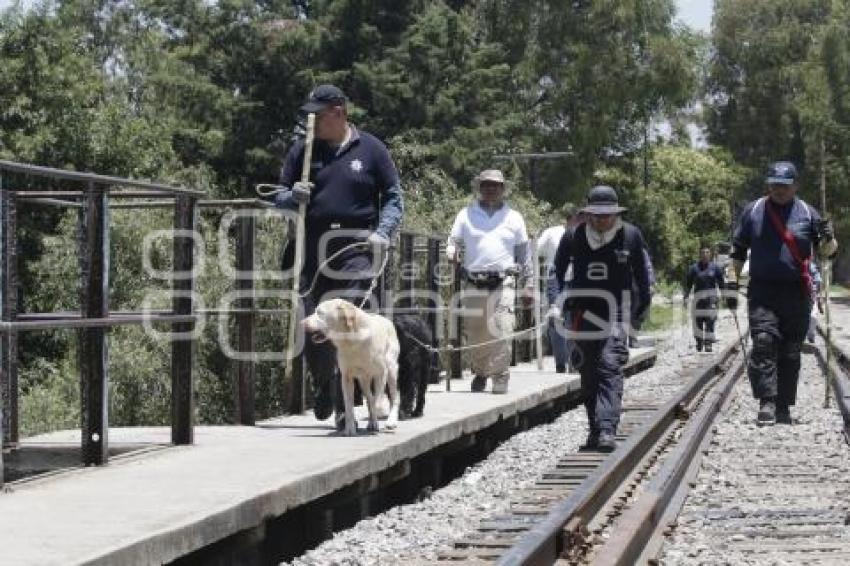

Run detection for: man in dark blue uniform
[[275, 84, 403, 428], [554, 186, 652, 451], [684, 246, 726, 352], [730, 161, 837, 425]]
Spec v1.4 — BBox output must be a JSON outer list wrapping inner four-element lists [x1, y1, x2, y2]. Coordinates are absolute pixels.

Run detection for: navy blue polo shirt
[[731, 196, 823, 284], [278, 127, 401, 233]]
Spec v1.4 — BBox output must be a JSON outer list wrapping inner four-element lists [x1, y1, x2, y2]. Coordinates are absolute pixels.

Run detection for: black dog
[[393, 315, 438, 419]]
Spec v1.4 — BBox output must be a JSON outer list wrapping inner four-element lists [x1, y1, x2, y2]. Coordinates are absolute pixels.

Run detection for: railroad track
[[434, 341, 745, 565]]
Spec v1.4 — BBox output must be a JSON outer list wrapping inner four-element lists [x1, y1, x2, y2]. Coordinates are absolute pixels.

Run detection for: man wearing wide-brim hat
[[553, 185, 652, 451], [446, 168, 534, 394]]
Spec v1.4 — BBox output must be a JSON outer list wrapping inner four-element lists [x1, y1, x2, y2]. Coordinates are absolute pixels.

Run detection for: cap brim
[[300, 101, 328, 114], [766, 177, 795, 185], [582, 205, 627, 215]]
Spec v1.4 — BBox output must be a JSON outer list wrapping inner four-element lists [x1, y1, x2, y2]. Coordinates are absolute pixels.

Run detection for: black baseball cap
[[581, 185, 627, 215], [300, 84, 347, 113], [766, 161, 798, 185]]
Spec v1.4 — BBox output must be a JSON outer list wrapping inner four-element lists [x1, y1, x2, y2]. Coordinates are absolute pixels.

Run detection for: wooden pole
[[285, 113, 315, 414], [821, 138, 833, 409]]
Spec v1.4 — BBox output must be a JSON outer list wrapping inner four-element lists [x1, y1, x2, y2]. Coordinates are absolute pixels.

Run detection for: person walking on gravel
[[274, 84, 404, 429], [554, 185, 652, 451], [446, 169, 534, 394], [684, 246, 726, 353], [729, 161, 837, 425]]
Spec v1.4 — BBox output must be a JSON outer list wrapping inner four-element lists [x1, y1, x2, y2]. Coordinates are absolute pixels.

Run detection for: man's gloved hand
[[292, 181, 313, 205], [547, 304, 561, 319], [816, 219, 835, 242], [367, 231, 390, 250], [725, 280, 739, 310]]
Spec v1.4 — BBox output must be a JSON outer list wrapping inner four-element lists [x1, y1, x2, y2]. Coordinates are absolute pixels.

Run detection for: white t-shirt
[[536, 225, 566, 266], [447, 202, 529, 272]]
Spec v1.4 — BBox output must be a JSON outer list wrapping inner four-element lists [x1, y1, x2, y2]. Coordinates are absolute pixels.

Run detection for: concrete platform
[[0, 349, 654, 566]]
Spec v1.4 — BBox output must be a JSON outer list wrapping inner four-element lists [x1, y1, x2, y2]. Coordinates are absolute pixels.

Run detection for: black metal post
[[79, 182, 109, 465], [0, 174, 5, 486], [1, 182, 19, 450], [399, 233, 414, 309], [378, 240, 396, 310], [172, 196, 197, 444], [2, 188, 18, 446], [235, 215, 255, 425], [426, 239, 440, 348]]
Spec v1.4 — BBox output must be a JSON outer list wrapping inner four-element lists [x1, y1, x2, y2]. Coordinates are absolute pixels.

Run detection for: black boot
[[580, 430, 599, 451], [757, 397, 776, 426], [696, 339, 703, 352], [471, 374, 487, 392], [776, 402, 793, 425], [705, 342, 713, 353], [597, 431, 617, 452]]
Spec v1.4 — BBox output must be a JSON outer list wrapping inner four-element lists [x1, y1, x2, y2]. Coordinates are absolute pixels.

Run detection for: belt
[[306, 219, 374, 233], [465, 271, 507, 289]]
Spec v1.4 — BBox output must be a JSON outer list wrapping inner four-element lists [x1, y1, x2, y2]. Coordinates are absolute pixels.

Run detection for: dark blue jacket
[[554, 222, 651, 329], [276, 127, 403, 238], [731, 196, 823, 285], [684, 261, 725, 305]]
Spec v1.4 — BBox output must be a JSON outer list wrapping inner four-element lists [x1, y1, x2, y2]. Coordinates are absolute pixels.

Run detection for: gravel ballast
[[286, 314, 737, 566], [658, 307, 850, 565]]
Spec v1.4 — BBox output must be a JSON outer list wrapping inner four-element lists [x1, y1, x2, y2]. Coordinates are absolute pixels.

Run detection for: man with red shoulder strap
[[730, 161, 838, 425]]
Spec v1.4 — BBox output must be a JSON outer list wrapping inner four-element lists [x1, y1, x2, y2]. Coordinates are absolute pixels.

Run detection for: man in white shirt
[[537, 204, 582, 372], [446, 169, 534, 394]]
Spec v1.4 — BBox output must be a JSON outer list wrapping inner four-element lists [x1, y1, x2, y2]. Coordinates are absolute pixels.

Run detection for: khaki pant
[[461, 278, 516, 391]]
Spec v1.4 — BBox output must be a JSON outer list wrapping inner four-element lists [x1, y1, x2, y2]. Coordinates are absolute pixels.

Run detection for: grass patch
[[642, 303, 682, 332]]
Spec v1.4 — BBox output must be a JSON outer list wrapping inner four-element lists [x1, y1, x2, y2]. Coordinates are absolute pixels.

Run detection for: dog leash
[[297, 241, 388, 304], [402, 323, 548, 354]]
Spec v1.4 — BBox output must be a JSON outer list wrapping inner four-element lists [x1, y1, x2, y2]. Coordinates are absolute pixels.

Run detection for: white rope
[[255, 183, 287, 198]]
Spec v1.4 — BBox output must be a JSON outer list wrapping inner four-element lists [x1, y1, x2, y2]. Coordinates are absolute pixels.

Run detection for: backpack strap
[[764, 199, 813, 296]]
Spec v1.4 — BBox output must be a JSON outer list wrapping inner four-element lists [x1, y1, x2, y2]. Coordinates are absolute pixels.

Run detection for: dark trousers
[[692, 298, 718, 350], [300, 241, 376, 418], [694, 315, 716, 348], [571, 329, 630, 434], [747, 282, 811, 406]]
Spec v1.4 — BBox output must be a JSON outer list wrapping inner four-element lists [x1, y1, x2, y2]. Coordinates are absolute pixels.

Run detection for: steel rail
[[592, 357, 745, 565], [496, 340, 740, 566], [815, 321, 850, 443]]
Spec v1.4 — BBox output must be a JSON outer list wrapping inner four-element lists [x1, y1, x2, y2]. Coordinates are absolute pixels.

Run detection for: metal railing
[[0, 160, 543, 487]]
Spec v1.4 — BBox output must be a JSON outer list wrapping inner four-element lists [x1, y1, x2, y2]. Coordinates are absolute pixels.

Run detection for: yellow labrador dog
[[302, 298, 400, 436]]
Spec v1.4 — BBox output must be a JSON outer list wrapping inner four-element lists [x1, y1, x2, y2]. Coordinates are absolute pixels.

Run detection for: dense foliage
[[0, 0, 805, 433]]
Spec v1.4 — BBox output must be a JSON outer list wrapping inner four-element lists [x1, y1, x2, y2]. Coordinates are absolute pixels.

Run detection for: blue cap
[[301, 84, 347, 114], [766, 161, 798, 185]]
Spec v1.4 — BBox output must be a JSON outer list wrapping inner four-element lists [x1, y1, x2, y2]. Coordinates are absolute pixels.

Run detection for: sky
[[676, 0, 714, 33]]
